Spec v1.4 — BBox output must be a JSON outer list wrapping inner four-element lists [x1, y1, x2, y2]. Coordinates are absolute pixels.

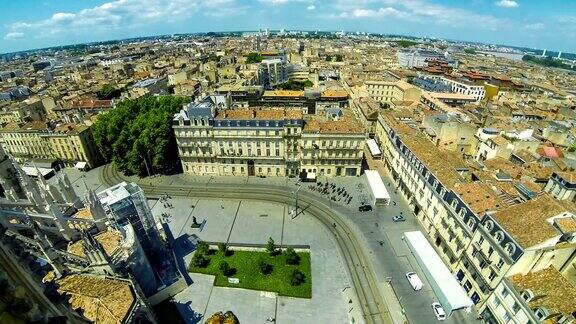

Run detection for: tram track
[[101, 165, 394, 324]]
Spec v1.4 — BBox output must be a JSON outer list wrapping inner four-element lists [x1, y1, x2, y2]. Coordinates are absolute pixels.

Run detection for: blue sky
[[2, 0, 575, 54]]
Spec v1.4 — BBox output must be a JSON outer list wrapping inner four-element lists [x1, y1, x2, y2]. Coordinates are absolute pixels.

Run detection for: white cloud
[[307, 4, 316, 10], [495, 0, 518, 8], [5, 0, 242, 40], [340, 7, 407, 19], [4, 32, 24, 40], [329, 0, 502, 29], [258, 0, 311, 5], [524, 22, 544, 30]]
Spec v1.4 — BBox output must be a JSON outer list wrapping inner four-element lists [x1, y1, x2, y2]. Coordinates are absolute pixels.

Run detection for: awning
[[75, 162, 88, 169], [306, 172, 316, 180]]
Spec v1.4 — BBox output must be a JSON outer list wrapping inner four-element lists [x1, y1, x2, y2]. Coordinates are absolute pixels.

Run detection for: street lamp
[[290, 181, 302, 218]]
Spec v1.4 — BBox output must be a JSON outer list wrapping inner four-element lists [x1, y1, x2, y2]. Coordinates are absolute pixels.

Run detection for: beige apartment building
[[365, 79, 422, 104], [41, 123, 103, 168], [374, 111, 576, 317], [173, 98, 364, 178], [0, 121, 102, 168], [0, 121, 54, 160]]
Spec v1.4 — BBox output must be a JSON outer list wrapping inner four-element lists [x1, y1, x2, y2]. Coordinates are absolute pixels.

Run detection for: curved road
[[101, 165, 397, 324]]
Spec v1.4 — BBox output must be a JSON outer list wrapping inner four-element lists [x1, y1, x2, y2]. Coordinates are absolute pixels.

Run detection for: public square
[[55, 165, 478, 324]]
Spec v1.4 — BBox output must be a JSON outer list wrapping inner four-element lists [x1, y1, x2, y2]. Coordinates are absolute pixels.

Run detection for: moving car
[[405, 272, 423, 290], [392, 215, 405, 222], [358, 204, 372, 212], [431, 302, 446, 321]]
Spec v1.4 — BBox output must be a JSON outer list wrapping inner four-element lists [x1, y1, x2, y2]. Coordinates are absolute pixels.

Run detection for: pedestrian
[[393, 201, 397, 206]]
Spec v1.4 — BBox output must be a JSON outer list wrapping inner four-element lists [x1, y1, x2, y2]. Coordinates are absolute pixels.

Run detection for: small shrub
[[259, 260, 273, 275], [196, 241, 209, 255], [284, 247, 300, 265], [191, 253, 208, 268], [218, 243, 228, 255], [219, 261, 231, 276], [266, 237, 277, 256], [290, 269, 306, 286]]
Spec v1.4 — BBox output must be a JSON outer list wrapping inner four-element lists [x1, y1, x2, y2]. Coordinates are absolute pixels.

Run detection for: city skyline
[[2, 0, 576, 54]]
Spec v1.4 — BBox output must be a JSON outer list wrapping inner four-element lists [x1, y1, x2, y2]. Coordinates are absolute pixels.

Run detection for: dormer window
[[521, 289, 534, 302], [484, 220, 494, 231], [494, 231, 504, 243], [534, 307, 550, 320], [505, 243, 516, 256]]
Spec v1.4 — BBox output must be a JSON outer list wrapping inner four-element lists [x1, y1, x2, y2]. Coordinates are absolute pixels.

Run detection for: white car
[[431, 302, 446, 321], [405, 272, 423, 291]]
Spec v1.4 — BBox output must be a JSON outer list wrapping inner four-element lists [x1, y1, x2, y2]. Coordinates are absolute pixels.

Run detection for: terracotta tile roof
[[56, 274, 135, 324], [67, 229, 122, 258], [491, 195, 567, 249], [71, 99, 113, 109], [381, 112, 466, 189], [556, 171, 576, 184], [453, 182, 504, 217], [321, 90, 348, 99], [509, 266, 576, 322], [303, 117, 363, 134], [262, 90, 305, 98], [554, 217, 576, 234], [73, 208, 93, 220], [215, 108, 302, 121]]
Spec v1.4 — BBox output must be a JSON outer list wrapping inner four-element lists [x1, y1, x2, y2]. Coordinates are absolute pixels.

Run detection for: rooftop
[[509, 266, 576, 322], [453, 182, 504, 217], [491, 194, 569, 249], [303, 117, 363, 135], [263, 90, 304, 98], [56, 274, 135, 324], [67, 229, 123, 258]]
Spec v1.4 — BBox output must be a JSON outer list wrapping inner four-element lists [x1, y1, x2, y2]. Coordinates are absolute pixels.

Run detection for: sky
[[2, 0, 576, 54]]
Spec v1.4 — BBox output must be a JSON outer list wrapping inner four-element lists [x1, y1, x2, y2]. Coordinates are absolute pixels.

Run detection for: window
[[488, 270, 496, 281], [496, 259, 504, 270], [503, 312, 511, 322], [512, 302, 520, 313], [488, 247, 494, 257], [484, 220, 494, 231], [505, 243, 516, 256], [478, 236, 484, 245], [494, 231, 504, 243], [501, 287, 509, 298]]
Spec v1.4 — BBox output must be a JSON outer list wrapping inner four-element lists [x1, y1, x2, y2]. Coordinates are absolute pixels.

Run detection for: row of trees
[[245, 52, 264, 64], [276, 80, 313, 91], [92, 96, 190, 176], [522, 55, 576, 71]]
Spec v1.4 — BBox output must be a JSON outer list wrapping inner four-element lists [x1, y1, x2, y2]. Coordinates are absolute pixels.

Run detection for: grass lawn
[[188, 250, 312, 298]]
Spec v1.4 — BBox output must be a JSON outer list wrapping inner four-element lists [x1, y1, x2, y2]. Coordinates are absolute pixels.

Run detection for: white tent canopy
[[364, 170, 390, 205], [403, 231, 473, 316], [367, 138, 381, 157], [74, 161, 88, 170]]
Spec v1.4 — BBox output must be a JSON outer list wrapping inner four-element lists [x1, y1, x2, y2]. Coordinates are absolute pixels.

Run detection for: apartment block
[[173, 97, 364, 178], [365, 80, 422, 104], [374, 111, 576, 310]]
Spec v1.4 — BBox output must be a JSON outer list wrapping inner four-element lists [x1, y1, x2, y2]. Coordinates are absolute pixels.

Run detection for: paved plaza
[[56, 166, 478, 323], [151, 196, 352, 324]]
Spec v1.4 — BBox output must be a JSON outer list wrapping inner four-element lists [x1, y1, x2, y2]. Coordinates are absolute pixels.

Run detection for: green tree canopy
[[245, 52, 264, 64], [97, 84, 122, 100], [92, 96, 190, 176]]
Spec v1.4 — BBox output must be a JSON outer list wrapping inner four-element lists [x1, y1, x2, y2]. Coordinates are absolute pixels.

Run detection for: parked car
[[405, 272, 423, 290], [358, 204, 372, 212], [392, 215, 405, 222], [431, 302, 446, 321]]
